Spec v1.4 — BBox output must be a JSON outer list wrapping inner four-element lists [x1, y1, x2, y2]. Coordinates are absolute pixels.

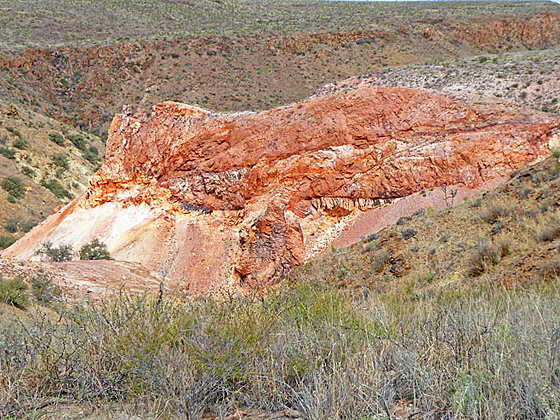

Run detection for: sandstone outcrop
[[3, 86, 559, 294]]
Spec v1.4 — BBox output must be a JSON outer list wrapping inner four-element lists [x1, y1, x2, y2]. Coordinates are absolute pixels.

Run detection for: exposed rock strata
[[3, 86, 560, 294]]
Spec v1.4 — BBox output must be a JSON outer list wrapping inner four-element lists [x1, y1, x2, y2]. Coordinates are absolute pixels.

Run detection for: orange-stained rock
[[3, 86, 560, 295]]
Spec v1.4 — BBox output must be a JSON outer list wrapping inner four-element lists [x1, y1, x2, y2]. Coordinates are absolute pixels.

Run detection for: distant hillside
[[0, 101, 105, 249]]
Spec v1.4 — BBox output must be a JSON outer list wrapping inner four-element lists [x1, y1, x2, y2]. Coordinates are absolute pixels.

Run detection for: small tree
[[38, 241, 73, 262], [79, 239, 111, 260]]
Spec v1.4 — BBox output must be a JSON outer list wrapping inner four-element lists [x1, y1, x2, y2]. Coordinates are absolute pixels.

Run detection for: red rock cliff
[[4, 86, 560, 294]]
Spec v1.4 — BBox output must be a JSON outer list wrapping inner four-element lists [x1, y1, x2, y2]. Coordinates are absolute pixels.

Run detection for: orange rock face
[[4, 86, 560, 294]]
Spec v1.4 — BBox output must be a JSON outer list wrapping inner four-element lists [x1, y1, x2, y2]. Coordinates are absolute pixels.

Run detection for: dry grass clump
[[539, 259, 560, 279], [2, 280, 560, 419], [536, 216, 560, 242], [479, 203, 512, 224], [371, 249, 390, 273], [467, 239, 502, 277]]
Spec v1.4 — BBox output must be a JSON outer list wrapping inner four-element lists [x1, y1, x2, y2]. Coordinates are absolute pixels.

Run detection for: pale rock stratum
[[3, 86, 559, 295]]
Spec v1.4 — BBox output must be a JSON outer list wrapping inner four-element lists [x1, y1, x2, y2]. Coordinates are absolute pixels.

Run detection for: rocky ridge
[[3, 86, 560, 295]]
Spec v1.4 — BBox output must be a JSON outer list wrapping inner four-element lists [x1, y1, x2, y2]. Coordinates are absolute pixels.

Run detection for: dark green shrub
[[49, 132, 65, 146], [79, 239, 111, 260], [402, 228, 417, 240], [1, 176, 25, 199], [0, 277, 28, 308], [68, 133, 87, 151], [0, 147, 16, 159], [13, 139, 28, 150], [41, 178, 72, 199], [51, 152, 69, 169], [4, 219, 18, 233], [0, 235, 16, 249], [82, 148, 99, 164], [6, 127, 21, 137], [37, 241, 73, 262], [22, 220, 38, 233], [21, 165, 35, 177]]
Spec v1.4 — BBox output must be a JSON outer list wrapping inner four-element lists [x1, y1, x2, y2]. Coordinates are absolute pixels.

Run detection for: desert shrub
[[4, 219, 18, 233], [470, 197, 483, 208], [0, 277, 28, 308], [1, 176, 25, 199], [31, 276, 61, 304], [67, 133, 87, 151], [6, 127, 21, 137], [82, 148, 99, 164], [363, 232, 379, 243], [41, 178, 72, 199], [402, 228, 417, 240], [21, 220, 38, 233], [21, 165, 35, 177], [12, 139, 27, 150], [371, 249, 390, 273], [37, 241, 73, 262], [539, 198, 556, 213], [496, 237, 513, 257], [0, 146, 16, 159], [364, 239, 381, 251], [536, 218, 560, 242], [49, 132, 65, 145], [479, 203, 511, 223], [539, 259, 560, 279], [467, 239, 500, 277], [518, 187, 533, 199], [50, 152, 69, 169], [79, 239, 111, 260], [0, 235, 16, 249], [55, 167, 65, 179], [552, 149, 560, 159]]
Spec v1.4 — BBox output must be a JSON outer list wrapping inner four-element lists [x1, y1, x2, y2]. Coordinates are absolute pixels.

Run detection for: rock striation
[[3, 86, 559, 295]]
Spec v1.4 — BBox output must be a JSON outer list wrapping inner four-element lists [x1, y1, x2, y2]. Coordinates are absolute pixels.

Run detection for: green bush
[[51, 152, 69, 169], [21, 220, 38, 233], [21, 165, 35, 177], [0, 235, 16, 249], [37, 241, 73, 262], [82, 148, 99, 164], [4, 219, 18, 233], [0, 277, 28, 308], [12, 139, 28, 150], [0, 147, 16, 159], [49, 132, 65, 146], [41, 178, 72, 199], [552, 149, 560, 159], [6, 127, 21, 137], [79, 239, 111, 260], [68, 133, 87, 151], [1, 176, 25, 199]]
